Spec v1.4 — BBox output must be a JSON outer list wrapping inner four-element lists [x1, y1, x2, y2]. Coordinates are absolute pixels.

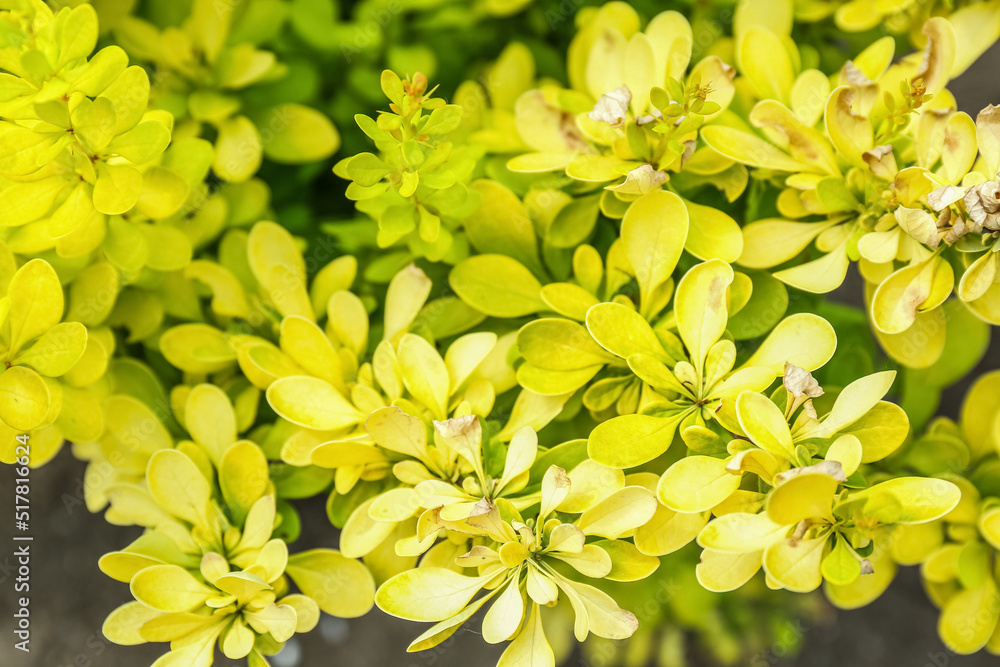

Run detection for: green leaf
[[548, 194, 601, 249]]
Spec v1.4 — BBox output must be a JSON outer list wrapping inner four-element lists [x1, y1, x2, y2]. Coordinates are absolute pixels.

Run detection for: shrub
[[4, 0, 1000, 665]]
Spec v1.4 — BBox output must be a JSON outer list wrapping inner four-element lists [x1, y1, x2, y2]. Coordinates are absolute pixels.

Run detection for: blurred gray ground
[[1, 35, 1000, 667]]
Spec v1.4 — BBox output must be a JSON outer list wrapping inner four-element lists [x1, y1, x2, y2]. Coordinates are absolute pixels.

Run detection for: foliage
[[2, 0, 1000, 665]]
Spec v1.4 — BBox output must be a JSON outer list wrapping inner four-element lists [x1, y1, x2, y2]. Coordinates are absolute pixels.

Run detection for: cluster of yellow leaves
[[794, 0, 1000, 44], [376, 464, 659, 665], [95, 401, 374, 666], [884, 371, 1000, 655], [5, 1, 1000, 666], [0, 3, 190, 259], [0, 255, 103, 465], [108, 0, 339, 181], [695, 8, 1000, 368]]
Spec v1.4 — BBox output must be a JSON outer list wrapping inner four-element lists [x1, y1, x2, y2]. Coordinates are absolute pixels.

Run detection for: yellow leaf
[[263, 103, 340, 163], [397, 333, 450, 419], [159, 324, 236, 374], [657, 455, 740, 512], [696, 549, 762, 592], [939, 578, 1000, 654], [701, 126, 809, 172], [102, 601, 160, 646], [750, 100, 839, 175], [683, 198, 743, 263], [674, 259, 734, 371], [585, 301, 669, 362], [762, 535, 827, 593], [339, 496, 398, 558], [774, 243, 850, 293], [557, 459, 623, 513], [767, 472, 839, 525], [621, 190, 688, 317], [0, 366, 51, 431], [482, 575, 525, 644], [366, 406, 427, 459], [93, 162, 143, 215], [146, 449, 212, 528], [445, 332, 497, 395], [825, 547, 898, 609], [589, 413, 683, 469], [266, 376, 364, 431], [220, 442, 269, 524], [736, 391, 795, 460], [961, 371, 1000, 460], [47, 182, 96, 238], [285, 549, 376, 618], [184, 384, 237, 464], [824, 87, 872, 169], [595, 539, 659, 582], [576, 486, 657, 539], [738, 218, 840, 269], [185, 261, 250, 319], [383, 264, 431, 342], [741, 313, 836, 374], [825, 434, 862, 476], [214, 115, 262, 182], [501, 426, 539, 490], [807, 370, 896, 439], [100, 65, 149, 134], [553, 576, 638, 641], [407, 593, 496, 653], [851, 477, 960, 525], [449, 255, 545, 318], [130, 564, 214, 613], [634, 504, 707, 556], [697, 512, 788, 553], [13, 321, 87, 377], [376, 567, 491, 622], [871, 258, 953, 334], [6, 259, 63, 353], [280, 315, 343, 388], [497, 603, 554, 667]]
